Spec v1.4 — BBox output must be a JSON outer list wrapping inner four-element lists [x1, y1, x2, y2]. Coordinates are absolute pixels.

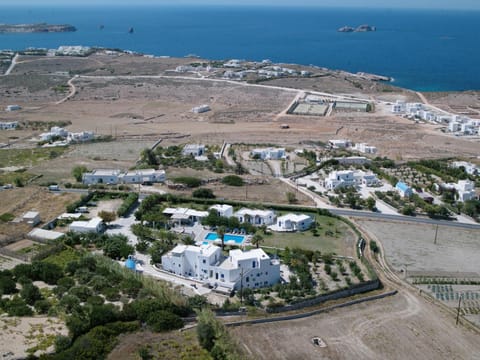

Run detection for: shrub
[[0, 275, 17, 295], [34, 299, 51, 314], [117, 193, 139, 217], [54, 335, 72, 353], [0, 213, 15, 222], [69, 286, 93, 302], [4, 297, 33, 316], [192, 188, 215, 199], [147, 310, 184, 332], [173, 176, 202, 188], [20, 283, 43, 305], [221, 175, 244, 186]]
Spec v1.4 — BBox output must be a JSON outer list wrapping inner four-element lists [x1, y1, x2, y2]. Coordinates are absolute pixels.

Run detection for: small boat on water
[[128, 27, 134, 34], [99, 24, 104, 30]]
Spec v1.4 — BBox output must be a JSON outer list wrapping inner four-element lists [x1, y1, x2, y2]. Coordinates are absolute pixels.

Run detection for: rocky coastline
[[0, 23, 76, 33]]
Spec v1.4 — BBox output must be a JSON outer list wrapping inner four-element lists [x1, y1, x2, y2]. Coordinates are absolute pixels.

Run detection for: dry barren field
[[1, 54, 479, 162], [230, 290, 480, 360], [356, 219, 480, 275]]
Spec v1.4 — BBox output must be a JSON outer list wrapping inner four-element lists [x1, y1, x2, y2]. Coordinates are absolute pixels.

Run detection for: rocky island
[[0, 23, 76, 33], [338, 24, 376, 32]]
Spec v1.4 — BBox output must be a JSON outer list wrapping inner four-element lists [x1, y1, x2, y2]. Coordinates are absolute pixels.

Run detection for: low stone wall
[[266, 279, 381, 313], [226, 289, 397, 327]]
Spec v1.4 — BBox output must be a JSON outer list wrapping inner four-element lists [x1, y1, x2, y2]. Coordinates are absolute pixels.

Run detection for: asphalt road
[[329, 208, 480, 230]]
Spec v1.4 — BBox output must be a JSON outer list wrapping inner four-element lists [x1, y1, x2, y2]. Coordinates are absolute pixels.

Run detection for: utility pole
[[434, 224, 439, 245], [456, 294, 463, 326]]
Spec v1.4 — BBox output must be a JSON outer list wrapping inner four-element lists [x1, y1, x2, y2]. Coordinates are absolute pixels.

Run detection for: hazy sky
[[3, 0, 480, 9]]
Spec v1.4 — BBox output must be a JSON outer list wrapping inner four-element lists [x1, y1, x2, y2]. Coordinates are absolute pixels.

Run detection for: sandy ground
[[1, 54, 479, 163], [230, 290, 480, 360], [0, 187, 80, 242], [0, 317, 67, 359]]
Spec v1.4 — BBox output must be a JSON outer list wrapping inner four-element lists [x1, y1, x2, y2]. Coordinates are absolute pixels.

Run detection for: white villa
[[161, 243, 222, 280], [353, 171, 379, 187], [69, 217, 104, 233], [271, 213, 313, 232], [391, 100, 406, 114], [335, 156, 371, 165], [454, 180, 476, 202], [162, 207, 209, 225], [251, 147, 286, 160], [234, 208, 276, 226], [0, 121, 18, 130], [328, 139, 351, 149], [82, 169, 165, 185], [82, 169, 122, 185], [182, 144, 206, 157], [67, 131, 95, 143], [209, 204, 234, 218], [121, 169, 166, 184], [161, 244, 280, 291], [324, 170, 356, 190], [353, 143, 377, 154]]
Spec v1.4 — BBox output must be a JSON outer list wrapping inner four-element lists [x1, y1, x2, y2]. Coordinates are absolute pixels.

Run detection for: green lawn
[[262, 215, 354, 255]]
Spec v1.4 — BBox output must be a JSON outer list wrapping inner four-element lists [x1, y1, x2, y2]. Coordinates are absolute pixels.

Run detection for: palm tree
[[217, 226, 226, 251], [251, 232, 264, 249]]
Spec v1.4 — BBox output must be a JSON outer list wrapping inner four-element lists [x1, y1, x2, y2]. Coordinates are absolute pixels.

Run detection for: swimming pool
[[204, 232, 245, 245]]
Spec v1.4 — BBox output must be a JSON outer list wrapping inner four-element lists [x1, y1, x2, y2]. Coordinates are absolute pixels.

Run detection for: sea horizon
[[1, 5, 479, 92]]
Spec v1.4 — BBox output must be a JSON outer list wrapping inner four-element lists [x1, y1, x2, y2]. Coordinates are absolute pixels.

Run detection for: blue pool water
[[204, 232, 245, 245]]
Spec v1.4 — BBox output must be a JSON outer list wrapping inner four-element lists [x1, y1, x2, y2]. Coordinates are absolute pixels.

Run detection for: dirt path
[[55, 76, 77, 105]]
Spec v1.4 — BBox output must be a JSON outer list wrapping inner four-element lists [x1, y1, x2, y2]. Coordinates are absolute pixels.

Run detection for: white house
[[22, 211, 41, 227], [120, 169, 166, 184], [0, 121, 18, 130], [353, 143, 377, 154], [192, 105, 211, 114], [161, 243, 222, 280], [5, 105, 21, 112], [162, 207, 209, 225], [324, 170, 356, 190], [328, 139, 351, 149], [182, 144, 206, 157], [353, 171, 379, 187], [69, 217, 104, 233], [82, 169, 122, 185], [162, 244, 280, 291], [67, 131, 94, 143], [448, 122, 462, 133], [395, 182, 413, 198], [234, 208, 276, 226], [391, 100, 406, 114], [271, 213, 313, 232], [335, 156, 371, 165], [454, 180, 476, 202], [251, 148, 286, 160], [214, 248, 280, 291], [28, 228, 64, 242], [209, 204, 234, 218], [406, 103, 423, 114]]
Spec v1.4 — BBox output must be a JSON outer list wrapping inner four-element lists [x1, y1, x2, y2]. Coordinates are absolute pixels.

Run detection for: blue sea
[[1, 5, 479, 91]]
